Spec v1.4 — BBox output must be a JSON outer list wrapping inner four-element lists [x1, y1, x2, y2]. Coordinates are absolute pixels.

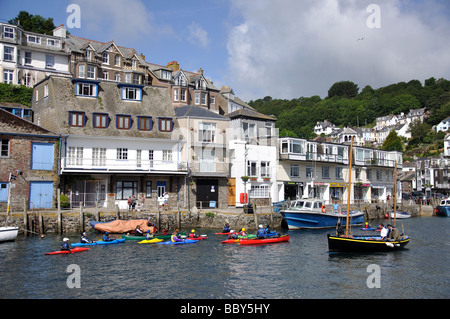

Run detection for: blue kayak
[[157, 239, 198, 245], [71, 238, 125, 247]]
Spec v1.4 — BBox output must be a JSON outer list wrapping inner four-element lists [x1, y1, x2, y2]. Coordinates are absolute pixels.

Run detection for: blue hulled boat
[[280, 199, 364, 229], [435, 198, 450, 217]]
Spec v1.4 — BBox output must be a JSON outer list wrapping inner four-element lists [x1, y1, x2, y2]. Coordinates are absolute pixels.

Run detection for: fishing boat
[[327, 138, 409, 252], [0, 226, 19, 243], [280, 198, 364, 229], [390, 211, 411, 219], [435, 198, 450, 217]]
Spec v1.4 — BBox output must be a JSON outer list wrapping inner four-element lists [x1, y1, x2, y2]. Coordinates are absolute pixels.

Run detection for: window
[[114, 72, 120, 82], [76, 82, 97, 96], [163, 150, 172, 162], [261, 161, 270, 177], [195, 92, 200, 105], [92, 148, 106, 166], [243, 122, 256, 140], [103, 71, 108, 80], [24, 73, 32, 87], [335, 167, 343, 179], [146, 181, 152, 198], [117, 148, 128, 160], [306, 166, 314, 178], [44, 84, 49, 97], [199, 122, 216, 143], [87, 65, 95, 79], [265, 122, 273, 137], [68, 111, 85, 127], [114, 55, 120, 66], [122, 87, 140, 100], [93, 113, 108, 128], [24, 52, 32, 64], [367, 169, 372, 180], [180, 89, 186, 102], [161, 70, 171, 80], [173, 88, 179, 101], [159, 118, 173, 132], [136, 150, 142, 167], [116, 181, 138, 200], [125, 73, 131, 83], [102, 52, 109, 64], [1, 139, 9, 157], [376, 170, 382, 181], [131, 59, 137, 69], [4, 70, 14, 84], [68, 146, 83, 165], [201, 92, 207, 105], [0, 183, 8, 202], [250, 185, 270, 198], [27, 35, 40, 44], [45, 55, 55, 68], [4, 46, 14, 61], [78, 65, 85, 78], [290, 164, 299, 177], [247, 160, 257, 176], [137, 116, 152, 131], [133, 74, 140, 84], [148, 150, 154, 168], [116, 115, 131, 129], [322, 166, 330, 178], [210, 96, 215, 105], [4, 27, 14, 39], [47, 39, 60, 47], [86, 49, 92, 61]]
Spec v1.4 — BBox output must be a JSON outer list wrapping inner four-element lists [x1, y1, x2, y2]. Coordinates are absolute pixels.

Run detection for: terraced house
[[33, 75, 187, 210]]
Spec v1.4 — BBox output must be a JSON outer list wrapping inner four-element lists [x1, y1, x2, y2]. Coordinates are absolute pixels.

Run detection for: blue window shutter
[[0, 183, 8, 202], [158, 118, 161, 131], [68, 112, 72, 126], [128, 115, 131, 129], [150, 117, 153, 131], [137, 116, 140, 130], [170, 119, 174, 131], [31, 142, 54, 170], [116, 115, 119, 128], [83, 113, 87, 126]]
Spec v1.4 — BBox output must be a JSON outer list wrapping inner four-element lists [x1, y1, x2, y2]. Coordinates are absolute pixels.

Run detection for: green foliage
[[0, 83, 33, 106], [328, 81, 359, 98], [8, 10, 56, 35], [381, 130, 403, 151]]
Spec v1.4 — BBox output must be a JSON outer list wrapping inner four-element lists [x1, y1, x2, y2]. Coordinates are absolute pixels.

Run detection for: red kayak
[[187, 235, 208, 240], [239, 235, 290, 245], [45, 247, 90, 255], [214, 232, 230, 235]]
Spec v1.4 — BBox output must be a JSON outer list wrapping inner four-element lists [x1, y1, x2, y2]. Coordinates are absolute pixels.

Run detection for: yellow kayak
[[138, 238, 164, 244]]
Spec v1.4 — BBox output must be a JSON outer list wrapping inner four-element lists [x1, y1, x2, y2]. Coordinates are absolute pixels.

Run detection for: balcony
[[61, 157, 187, 174]]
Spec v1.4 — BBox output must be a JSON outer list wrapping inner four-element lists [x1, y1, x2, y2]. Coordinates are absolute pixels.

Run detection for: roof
[[174, 105, 228, 121], [0, 108, 58, 137], [225, 107, 276, 121]]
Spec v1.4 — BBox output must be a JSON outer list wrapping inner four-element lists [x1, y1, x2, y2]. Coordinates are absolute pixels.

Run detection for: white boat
[[0, 226, 19, 243], [390, 211, 411, 219]]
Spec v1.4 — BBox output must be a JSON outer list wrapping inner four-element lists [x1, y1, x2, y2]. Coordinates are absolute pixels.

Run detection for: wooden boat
[[239, 235, 290, 245], [327, 139, 409, 252], [390, 211, 411, 219], [0, 226, 18, 243]]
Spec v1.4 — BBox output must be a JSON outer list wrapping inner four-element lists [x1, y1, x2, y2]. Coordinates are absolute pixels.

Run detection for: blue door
[[29, 181, 53, 209], [31, 142, 54, 170]]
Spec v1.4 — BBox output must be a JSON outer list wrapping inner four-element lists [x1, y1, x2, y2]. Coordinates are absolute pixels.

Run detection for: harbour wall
[[0, 202, 433, 235]]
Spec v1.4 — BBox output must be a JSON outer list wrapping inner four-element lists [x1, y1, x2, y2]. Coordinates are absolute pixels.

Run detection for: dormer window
[[86, 49, 92, 61], [102, 52, 109, 64], [118, 83, 143, 101], [27, 35, 40, 44], [4, 26, 14, 39], [161, 70, 171, 80], [131, 59, 137, 69], [115, 55, 120, 66], [73, 79, 99, 97]]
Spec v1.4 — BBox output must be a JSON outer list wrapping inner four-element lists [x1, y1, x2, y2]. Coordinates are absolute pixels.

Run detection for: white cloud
[[226, 0, 450, 101], [187, 22, 210, 49]]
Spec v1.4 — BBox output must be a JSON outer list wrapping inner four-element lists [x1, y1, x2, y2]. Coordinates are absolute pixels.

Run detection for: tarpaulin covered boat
[[90, 220, 156, 234]]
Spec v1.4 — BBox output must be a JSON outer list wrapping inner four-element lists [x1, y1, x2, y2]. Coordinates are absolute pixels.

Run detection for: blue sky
[[2, 0, 450, 102]]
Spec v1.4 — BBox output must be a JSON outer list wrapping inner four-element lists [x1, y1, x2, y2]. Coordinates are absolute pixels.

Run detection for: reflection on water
[[0, 217, 448, 299]]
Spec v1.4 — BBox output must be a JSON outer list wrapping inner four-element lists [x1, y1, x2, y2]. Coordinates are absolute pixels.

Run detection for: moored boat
[[239, 235, 290, 245], [327, 234, 410, 252], [390, 211, 411, 219], [435, 198, 450, 217], [0, 226, 18, 243], [90, 219, 156, 234], [280, 199, 364, 229]]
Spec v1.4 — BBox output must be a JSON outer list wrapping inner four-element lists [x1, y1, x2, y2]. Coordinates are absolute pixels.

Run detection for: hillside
[[248, 78, 450, 141]]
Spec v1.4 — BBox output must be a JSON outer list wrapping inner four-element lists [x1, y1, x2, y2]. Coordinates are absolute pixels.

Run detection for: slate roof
[[174, 105, 228, 121]]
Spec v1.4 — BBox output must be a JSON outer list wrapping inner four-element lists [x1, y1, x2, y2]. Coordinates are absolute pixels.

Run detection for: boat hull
[[239, 235, 290, 245], [281, 210, 364, 229], [390, 212, 411, 219], [0, 227, 19, 243], [327, 234, 410, 252], [435, 206, 450, 217]]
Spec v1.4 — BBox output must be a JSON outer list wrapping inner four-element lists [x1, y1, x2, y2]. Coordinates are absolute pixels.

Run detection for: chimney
[[166, 61, 179, 71], [198, 68, 203, 75], [140, 53, 145, 61], [53, 24, 67, 38]]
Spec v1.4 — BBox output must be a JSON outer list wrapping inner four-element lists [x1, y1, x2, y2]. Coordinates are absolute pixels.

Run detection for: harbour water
[[0, 216, 448, 301]]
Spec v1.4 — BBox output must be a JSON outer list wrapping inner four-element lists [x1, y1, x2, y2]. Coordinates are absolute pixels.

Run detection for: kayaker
[[103, 232, 113, 242], [134, 225, 144, 236], [239, 228, 247, 236], [171, 231, 184, 243], [189, 229, 199, 239], [61, 238, 71, 251], [256, 225, 266, 239], [162, 228, 168, 235], [80, 232, 94, 244], [228, 230, 238, 239], [223, 223, 231, 233], [145, 230, 154, 239]]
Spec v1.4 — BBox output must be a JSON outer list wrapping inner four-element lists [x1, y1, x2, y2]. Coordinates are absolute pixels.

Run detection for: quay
[[0, 198, 436, 235]]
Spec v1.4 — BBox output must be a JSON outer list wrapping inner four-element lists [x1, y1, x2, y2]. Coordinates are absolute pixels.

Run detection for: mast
[[345, 136, 353, 237], [393, 159, 397, 227]]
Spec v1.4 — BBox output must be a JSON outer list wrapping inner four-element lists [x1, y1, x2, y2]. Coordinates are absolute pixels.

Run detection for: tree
[[407, 119, 431, 144], [328, 81, 359, 98], [8, 11, 56, 35], [381, 130, 403, 151]]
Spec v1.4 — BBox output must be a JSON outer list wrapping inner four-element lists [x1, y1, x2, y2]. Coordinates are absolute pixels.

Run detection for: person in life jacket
[[228, 230, 238, 239], [239, 228, 247, 236], [80, 232, 94, 244], [61, 238, 71, 251], [223, 223, 231, 233], [171, 230, 184, 243], [162, 228, 168, 235], [189, 229, 199, 239], [134, 225, 144, 236], [256, 225, 266, 239], [145, 229, 154, 239], [102, 232, 113, 242]]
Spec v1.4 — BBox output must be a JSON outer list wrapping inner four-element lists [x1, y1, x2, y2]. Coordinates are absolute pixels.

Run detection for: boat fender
[[385, 242, 394, 248], [321, 205, 327, 213]]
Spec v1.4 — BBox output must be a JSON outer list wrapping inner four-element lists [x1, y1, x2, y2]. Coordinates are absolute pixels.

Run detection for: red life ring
[[321, 205, 327, 213]]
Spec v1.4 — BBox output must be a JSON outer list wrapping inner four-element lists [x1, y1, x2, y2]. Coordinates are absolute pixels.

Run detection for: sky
[[2, 0, 450, 102]]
